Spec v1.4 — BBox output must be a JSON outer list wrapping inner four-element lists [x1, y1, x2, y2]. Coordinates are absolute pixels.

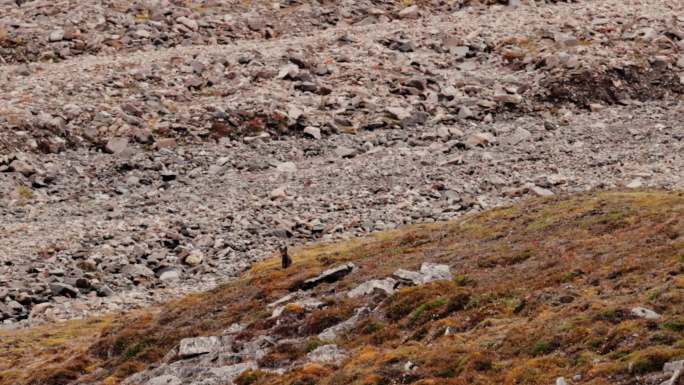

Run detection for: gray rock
[[529, 185, 554, 197], [307, 344, 348, 365], [184, 250, 204, 266], [241, 335, 275, 361], [626, 178, 644, 189], [207, 362, 257, 382], [631, 307, 660, 320], [347, 278, 396, 298], [145, 375, 182, 385], [661, 359, 684, 385], [465, 132, 496, 147], [393, 263, 452, 285], [385, 106, 411, 121], [506, 128, 532, 145], [276, 161, 297, 173], [178, 336, 226, 358], [8, 159, 35, 176], [105, 137, 129, 154], [392, 269, 426, 285], [49, 283, 79, 298], [121, 264, 155, 278], [272, 298, 325, 318], [303, 126, 322, 139], [555, 377, 568, 385], [157, 267, 181, 282], [177, 17, 198, 31], [224, 323, 246, 334], [97, 285, 114, 297], [420, 263, 453, 282], [335, 146, 357, 158], [398, 5, 420, 19], [664, 360, 684, 373], [301, 263, 355, 290], [49, 29, 64, 42], [318, 307, 370, 341], [458, 106, 474, 119]]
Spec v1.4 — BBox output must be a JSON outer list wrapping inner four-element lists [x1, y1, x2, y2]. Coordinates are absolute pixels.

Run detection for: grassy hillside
[[1, 190, 683, 385]]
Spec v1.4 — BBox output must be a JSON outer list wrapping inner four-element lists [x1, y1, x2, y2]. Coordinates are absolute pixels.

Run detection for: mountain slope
[[1, 190, 683, 385]]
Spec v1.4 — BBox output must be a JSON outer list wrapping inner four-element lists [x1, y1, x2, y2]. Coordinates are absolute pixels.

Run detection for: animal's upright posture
[[280, 245, 292, 269]]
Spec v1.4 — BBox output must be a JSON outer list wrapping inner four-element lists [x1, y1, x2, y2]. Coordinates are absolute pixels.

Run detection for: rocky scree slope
[[1, 190, 683, 385], [1, 101, 683, 326], [0, 0, 683, 154]]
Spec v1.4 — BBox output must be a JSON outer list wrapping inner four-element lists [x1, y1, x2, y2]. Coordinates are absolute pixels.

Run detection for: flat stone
[[155, 138, 177, 149], [178, 336, 224, 358], [626, 178, 644, 189], [631, 307, 660, 320], [661, 360, 684, 385], [105, 137, 129, 154], [145, 375, 182, 385], [393, 263, 452, 285], [307, 344, 348, 365], [272, 297, 325, 318], [385, 106, 411, 121], [529, 185, 554, 197], [664, 360, 684, 373], [276, 161, 297, 173], [121, 264, 154, 278], [420, 263, 453, 282], [318, 307, 370, 341], [301, 263, 355, 290], [303, 126, 322, 139], [157, 267, 181, 282], [208, 362, 257, 382], [398, 5, 420, 19], [177, 17, 198, 31], [506, 128, 532, 145], [465, 132, 496, 147], [335, 146, 357, 158], [347, 278, 397, 298], [49, 29, 64, 42], [392, 269, 426, 285], [49, 283, 79, 298], [8, 159, 35, 176], [184, 250, 204, 266]]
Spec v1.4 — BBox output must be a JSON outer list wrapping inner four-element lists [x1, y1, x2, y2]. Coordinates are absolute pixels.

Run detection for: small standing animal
[[280, 245, 292, 269]]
